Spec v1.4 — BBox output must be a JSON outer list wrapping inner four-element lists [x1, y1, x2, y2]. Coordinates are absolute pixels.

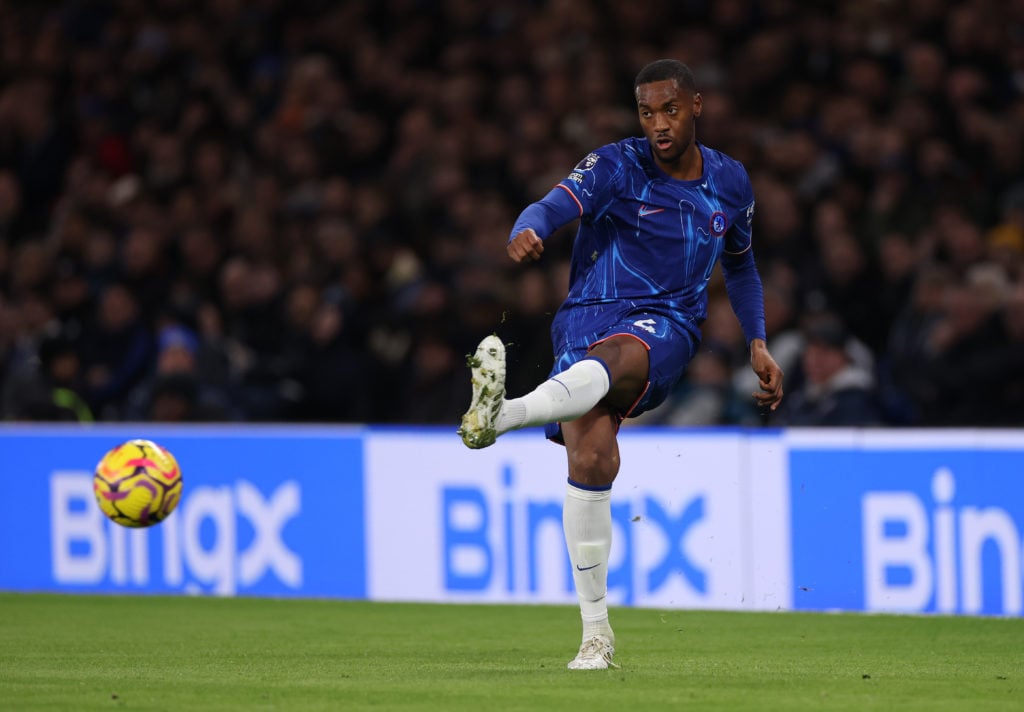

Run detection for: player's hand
[[749, 338, 784, 411], [507, 228, 544, 263]]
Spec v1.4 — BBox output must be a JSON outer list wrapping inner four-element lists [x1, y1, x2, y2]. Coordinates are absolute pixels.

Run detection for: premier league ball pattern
[[93, 439, 182, 528]]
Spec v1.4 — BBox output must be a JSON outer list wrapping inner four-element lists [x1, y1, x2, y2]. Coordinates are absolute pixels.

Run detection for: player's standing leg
[[561, 407, 620, 669], [458, 333, 649, 670]]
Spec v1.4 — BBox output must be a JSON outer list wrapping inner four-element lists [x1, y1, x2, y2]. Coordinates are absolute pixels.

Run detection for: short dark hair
[[634, 59, 697, 94]]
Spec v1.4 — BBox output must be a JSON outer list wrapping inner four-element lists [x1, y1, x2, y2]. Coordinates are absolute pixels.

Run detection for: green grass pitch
[[0, 593, 1020, 711]]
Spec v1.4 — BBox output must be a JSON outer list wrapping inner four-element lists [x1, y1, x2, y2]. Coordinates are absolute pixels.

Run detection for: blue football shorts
[[542, 301, 701, 443]]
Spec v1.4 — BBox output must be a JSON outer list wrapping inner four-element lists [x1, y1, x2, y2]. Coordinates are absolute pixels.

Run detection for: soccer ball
[[93, 439, 183, 528]]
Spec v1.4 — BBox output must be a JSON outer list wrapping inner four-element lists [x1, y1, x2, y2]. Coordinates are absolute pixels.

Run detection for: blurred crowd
[[1, 0, 1023, 427]]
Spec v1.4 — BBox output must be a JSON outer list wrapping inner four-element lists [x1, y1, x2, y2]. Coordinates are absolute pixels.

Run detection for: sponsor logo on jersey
[[639, 204, 664, 217], [567, 171, 584, 184]]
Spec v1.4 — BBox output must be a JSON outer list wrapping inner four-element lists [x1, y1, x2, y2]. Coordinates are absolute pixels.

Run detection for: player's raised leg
[[458, 335, 611, 449]]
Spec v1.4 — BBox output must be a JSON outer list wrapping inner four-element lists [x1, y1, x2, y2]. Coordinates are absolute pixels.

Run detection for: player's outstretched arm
[[508, 183, 583, 263], [508, 228, 545, 263], [749, 338, 784, 411]]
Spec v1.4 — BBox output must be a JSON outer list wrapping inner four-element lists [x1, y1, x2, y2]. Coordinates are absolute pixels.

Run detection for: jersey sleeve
[[724, 166, 755, 255], [719, 165, 766, 344], [509, 186, 582, 242], [556, 145, 623, 223], [508, 144, 623, 242]]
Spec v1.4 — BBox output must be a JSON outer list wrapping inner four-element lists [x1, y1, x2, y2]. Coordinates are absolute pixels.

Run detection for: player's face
[[636, 80, 702, 167]]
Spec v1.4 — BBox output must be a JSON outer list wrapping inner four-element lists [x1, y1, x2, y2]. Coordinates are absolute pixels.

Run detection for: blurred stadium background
[[1, 0, 1022, 428]]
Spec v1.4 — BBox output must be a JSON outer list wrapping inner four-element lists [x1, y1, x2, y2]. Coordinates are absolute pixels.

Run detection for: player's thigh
[[561, 405, 621, 487], [587, 334, 650, 412]]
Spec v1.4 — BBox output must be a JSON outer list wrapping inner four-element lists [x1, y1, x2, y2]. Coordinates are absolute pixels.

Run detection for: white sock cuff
[[566, 480, 612, 502], [561, 357, 611, 394], [508, 357, 612, 431]]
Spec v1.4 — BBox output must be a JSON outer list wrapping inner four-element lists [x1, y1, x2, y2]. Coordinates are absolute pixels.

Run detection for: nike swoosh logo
[[576, 563, 601, 571], [639, 205, 664, 216]]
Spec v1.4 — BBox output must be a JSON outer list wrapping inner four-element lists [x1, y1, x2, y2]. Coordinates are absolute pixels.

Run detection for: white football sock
[[495, 358, 610, 435], [563, 481, 614, 643]]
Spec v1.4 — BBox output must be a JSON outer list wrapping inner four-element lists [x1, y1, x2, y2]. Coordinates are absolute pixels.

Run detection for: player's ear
[[692, 92, 703, 118]]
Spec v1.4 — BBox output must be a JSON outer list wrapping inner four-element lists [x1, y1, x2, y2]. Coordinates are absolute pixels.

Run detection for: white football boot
[[457, 335, 506, 449], [567, 635, 619, 670]]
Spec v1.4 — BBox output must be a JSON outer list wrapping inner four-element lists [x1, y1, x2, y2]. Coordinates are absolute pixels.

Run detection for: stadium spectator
[[79, 282, 154, 418], [122, 323, 236, 421], [905, 262, 1014, 424], [288, 294, 373, 423], [1, 323, 92, 422], [773, 313, 884, 427]]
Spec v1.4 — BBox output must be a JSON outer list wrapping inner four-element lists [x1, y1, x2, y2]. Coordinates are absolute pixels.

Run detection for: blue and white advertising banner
[[0, 425, 366, 598], [364, 428, 791, 611], [3, 424, 1023, 617], [787, 429, 1024, 616]]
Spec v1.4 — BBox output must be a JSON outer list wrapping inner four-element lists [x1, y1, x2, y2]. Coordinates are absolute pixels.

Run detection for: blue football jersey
[[555, 137, 755, 325]]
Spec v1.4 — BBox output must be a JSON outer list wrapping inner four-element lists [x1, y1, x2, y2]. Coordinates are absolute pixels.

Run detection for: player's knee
[[567, 446, 619, 485]]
